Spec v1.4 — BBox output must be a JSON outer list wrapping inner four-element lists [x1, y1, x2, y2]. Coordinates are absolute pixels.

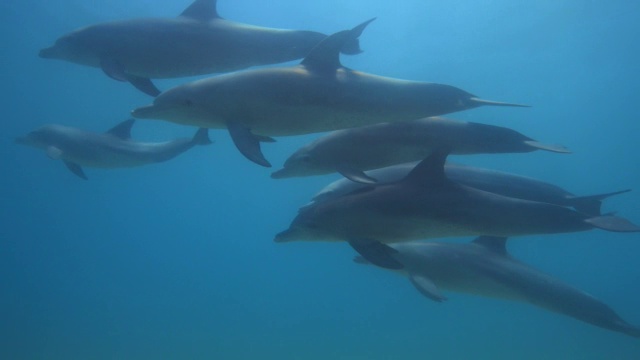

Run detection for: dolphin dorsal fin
[[402, 148, 450, 187], [180, 0, 219, 21], [301, 18, 375, 73], [472, 236, 509, 256], [106, 119, 135, 140]]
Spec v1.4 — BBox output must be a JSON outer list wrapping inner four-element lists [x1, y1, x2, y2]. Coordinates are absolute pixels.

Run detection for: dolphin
[[132, 19, 528, 167], [310, 162, 631, 216], [350, 236, 640, 339], [275, 150, 640, 243], [38, 0, 365, 96], [16, 119, 212, 179], [271, 117, 569, 183]]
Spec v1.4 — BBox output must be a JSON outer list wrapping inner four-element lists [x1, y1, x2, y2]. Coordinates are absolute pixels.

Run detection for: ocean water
[[1, 0, 639, 359]]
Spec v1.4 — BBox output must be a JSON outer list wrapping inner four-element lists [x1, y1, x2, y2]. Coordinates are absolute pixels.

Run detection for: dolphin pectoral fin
[[227, 121, 272, 167], [569, 189, 632, 216], [523, 140, 571, 154], [348, 239, 403, 270], [63, 161, 88, 180], [46, 146, 63, 160], [409, 274, 447, 303], [585, 215, 640, 232], [124, 74, 161, 97], [100, 59, 128, 82], [336, 165, 378, 184]]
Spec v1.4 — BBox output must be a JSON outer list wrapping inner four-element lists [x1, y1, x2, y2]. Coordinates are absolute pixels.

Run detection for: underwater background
[[2, 0, 639, 359]]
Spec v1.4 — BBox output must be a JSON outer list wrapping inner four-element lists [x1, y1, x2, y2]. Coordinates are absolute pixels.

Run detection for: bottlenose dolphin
[[311, 162, 630, 216], [275, 150, 639, 243], [39, 0, 364, 96], [16, 119, 211, 179], [132, 20, 528, 167], [351, 236, 640, 338], [271, 117, 569, 183]]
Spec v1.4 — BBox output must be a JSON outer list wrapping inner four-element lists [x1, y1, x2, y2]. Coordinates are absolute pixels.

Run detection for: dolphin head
[[271, 145, 326, 179], [15, 125, 61, 149], [132, 83, 214, 126], [274, 202, 338, 243], [39, 29, 91, 62]]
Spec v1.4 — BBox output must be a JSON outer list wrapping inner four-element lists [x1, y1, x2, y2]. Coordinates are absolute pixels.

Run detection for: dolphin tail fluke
[[585, 215, 640, 232], [348, 239, 403, 270], [569, 189, 632, 216], [469, 97, 531, 108], [523, 140, 571, 154], [193, 128, 213, 146]]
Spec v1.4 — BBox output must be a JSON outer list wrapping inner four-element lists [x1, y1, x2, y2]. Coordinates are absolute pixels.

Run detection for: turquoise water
[[2, 0, 640, 358]]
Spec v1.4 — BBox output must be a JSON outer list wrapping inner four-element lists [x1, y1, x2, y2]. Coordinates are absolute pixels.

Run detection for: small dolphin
[[272, 117, 569, 183], [132, 19, 528, 167], [275, 150, 639, 243], [16, 119, 212, 179], [39, 0, 364, 96], [311, 162, 630, 216], [351, 236, 640, 339]]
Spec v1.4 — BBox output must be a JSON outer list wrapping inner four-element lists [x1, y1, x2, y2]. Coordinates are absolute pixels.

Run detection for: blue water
[[2, 0, 640, 358]]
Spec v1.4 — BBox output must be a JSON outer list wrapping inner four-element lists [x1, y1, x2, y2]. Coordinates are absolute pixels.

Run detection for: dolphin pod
[[352, 237, 640, 339], [39, 0, 364, 96], [24, 1, 640, 341], [271, 117, 570, 183], [275, 150, 640, 243], [16, 119, 211, 179], [132, 19, 527, 167]]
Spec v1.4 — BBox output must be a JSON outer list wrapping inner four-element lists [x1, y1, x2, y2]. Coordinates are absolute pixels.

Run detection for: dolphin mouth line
[[131, 104, 160, 119]]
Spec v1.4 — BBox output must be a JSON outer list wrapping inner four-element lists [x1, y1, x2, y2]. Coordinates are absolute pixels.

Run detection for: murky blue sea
[[2, 0, 639, 359]]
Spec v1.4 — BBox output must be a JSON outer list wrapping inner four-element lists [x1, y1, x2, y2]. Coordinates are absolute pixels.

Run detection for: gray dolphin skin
[[351, 237, 640, 338], [39, 0, 364, 96], [311, 162, 631, 216], [271, 117, 569, 183], [132, 19, 528, 167], [275, 150, 640, 243], [16, 119, 212, 179]]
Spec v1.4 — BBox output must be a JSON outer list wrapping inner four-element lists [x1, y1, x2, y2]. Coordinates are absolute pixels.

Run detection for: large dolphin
[[132, 20, 528, 167], [310, 162, 630, 216], [39, 0, 364, 96], [272, 117, 569, 183], [275, 150, 639, 243], [351, 236, 640, 339], [16, 119, 211, 179]]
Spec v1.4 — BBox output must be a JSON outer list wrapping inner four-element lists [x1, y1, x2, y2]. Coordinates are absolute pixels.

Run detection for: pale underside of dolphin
[[351, 236, 640, 339], [310, 162, 631, 216], [275, 150, 640, 243], [39, 0, 364, 96], [271, 116, 570, 183], [16, 119, 211, 179], [132, 19, 529, 167]]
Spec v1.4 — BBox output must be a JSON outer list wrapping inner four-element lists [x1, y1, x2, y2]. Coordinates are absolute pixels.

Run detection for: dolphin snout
[[274, 228, 296, 243], [39, 47, 57, 59], [131, 104, 157, 119], [271, 168, 291, 179]]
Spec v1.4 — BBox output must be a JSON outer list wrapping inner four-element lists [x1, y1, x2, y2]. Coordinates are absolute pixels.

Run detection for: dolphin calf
[[132, 19, 528, 167], [351, 236, 640, 338], [310, 162, 630, 216], [275, 150, 639, 243], [39, 0, 364, 96], [16, 119, 211, 179], [271, 117, 569, 183]]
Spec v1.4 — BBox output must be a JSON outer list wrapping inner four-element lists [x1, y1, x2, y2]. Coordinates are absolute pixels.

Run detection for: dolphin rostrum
[[271, 117, 569, 183], [132, 19, 528, 167], [275, 150, 639, 243], [310, 162, 631, 216], [39, 0, 364, 96], [16, 119, 211, 179], [351, 236, 640, 339]]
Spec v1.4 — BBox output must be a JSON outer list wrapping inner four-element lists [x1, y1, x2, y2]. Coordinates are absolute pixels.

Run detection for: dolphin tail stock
[[193, 128, 213, 146], [585, 215, 640, 232], [468, 97, 531, 108], [569, 189, 632, 216], [348, 239, 403, 270]]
